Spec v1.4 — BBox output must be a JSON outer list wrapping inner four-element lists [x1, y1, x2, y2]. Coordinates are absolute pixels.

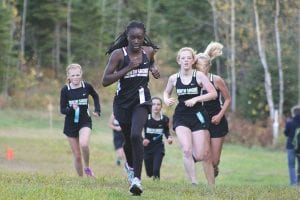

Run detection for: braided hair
[[106, 20, 159, 55]]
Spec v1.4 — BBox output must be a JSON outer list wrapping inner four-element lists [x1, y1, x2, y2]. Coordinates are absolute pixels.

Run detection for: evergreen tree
[[0, 1, 17, 95]]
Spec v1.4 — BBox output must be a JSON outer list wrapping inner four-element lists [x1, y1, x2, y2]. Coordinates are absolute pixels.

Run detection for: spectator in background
[[284, 105, 300, 186]]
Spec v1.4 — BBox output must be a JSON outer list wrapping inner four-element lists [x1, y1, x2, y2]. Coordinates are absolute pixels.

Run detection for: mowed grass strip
[[0, 109, 299, 199]]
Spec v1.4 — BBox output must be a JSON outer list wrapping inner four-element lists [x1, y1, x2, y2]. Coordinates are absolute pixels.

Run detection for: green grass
[[0, 108, 299, 199]]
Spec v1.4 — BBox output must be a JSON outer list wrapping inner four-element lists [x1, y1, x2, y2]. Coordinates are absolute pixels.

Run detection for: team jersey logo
[[68, 98, 88, 106], [176, 87, 199, 96], [146, 127, 164, 135], [124, 68, 149, 79]]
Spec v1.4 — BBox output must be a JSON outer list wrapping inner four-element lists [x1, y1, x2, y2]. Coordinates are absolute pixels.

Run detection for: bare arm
[[108, 114, 121, 131], [108, 114, 115, 129], [163, 74, 176, 107], [101, 49, 141, 87], [150, 47, 160, 79], [197, 71, 217, 101], [145, 46, 160, 79], [150, 65, 160, 79], [211, 75, 231, 124]]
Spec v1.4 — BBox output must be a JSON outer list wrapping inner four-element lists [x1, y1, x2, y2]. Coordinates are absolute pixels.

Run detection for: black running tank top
[[114, 47, 151, 108], [174, 70, 203, 114], [202, 73, 222, 115]]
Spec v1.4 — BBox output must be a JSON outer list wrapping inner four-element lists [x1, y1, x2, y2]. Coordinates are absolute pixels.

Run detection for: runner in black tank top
[[173, 70, 209, 131], [113, 47, 152, 111], [195, 42, 231, 178], [201, 73, 229, 138], [111, 47, 152, 184], [164, 47, 217, 186], [102, 21, 160, 196]]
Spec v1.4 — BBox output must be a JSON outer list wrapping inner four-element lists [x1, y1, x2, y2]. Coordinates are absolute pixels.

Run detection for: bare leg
[[176, 126, 197, 184], [210, 137, 225, 167], [193, 130, 214, 185], [67, 137, 83, 176], [116, 147, 126, 162], [79, 127, 92, 168]]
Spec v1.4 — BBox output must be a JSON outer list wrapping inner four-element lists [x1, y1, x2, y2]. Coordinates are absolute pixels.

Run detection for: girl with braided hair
[[102, 20, 159, 196], [195, 42, 231, 178]]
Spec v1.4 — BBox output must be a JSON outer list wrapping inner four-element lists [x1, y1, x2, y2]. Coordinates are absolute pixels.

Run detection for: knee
[[194, 154, 205, 161], [194, 154, 203, 161], [79, 138, 89, 148], [195, 150, 210, 161], [80, 143, 89, 149], [182, 148, 193, 158], [203, 150, 211, 161], [213, 160, 220, 167]]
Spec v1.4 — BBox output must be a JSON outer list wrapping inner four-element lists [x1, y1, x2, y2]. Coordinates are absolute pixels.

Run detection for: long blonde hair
[[196, 42, 223, 73]]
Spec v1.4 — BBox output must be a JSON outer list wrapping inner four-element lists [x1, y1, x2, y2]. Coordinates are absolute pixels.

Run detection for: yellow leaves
[[12, 6, 18, 17], [264, 104, 269, 112]]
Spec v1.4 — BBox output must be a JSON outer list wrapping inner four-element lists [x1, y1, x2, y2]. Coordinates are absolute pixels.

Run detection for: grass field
[[0, 109, 299, 199]]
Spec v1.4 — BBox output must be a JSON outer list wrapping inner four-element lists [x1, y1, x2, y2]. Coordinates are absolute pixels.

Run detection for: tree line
[[0, 0, 299, 124]]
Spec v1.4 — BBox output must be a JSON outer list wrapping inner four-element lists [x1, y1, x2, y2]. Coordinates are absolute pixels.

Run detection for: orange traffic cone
[[6, 147, 14, 160]]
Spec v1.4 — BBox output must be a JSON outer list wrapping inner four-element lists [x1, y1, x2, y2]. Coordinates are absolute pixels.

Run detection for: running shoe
[[192, 182, 198, 187], [129, 177, 143, 196], [84, 167, 95, 177], [124, 162, 134, 184]]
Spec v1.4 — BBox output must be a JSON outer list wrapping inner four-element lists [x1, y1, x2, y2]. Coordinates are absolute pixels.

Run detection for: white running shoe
[[129, 177, 143, 196], [124, 162, 134, 185]]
